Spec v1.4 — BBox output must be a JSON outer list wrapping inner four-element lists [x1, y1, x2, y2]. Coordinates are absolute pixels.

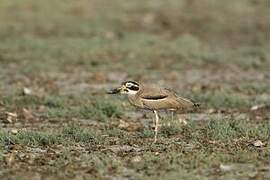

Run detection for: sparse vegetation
[[0, 0, 270, 179], [0, 123, 100, 146]]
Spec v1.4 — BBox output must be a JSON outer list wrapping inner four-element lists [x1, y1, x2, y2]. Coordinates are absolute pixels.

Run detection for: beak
[[107, 86, 123, 94]]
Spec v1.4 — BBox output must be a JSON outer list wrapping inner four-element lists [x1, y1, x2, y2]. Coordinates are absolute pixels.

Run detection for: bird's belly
[[141, 99, 180, 110]]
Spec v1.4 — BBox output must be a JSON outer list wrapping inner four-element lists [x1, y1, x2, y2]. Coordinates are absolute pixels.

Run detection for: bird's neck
[[127, 93, 137, 103], [127, 93, 143, 108]]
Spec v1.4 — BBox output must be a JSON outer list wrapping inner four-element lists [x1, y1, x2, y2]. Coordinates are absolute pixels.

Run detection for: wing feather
[[138, 86, 196, 110], [139, 86, 169, 100]]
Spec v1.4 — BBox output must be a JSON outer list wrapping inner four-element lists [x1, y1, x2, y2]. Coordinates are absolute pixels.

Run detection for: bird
[[107, 80, 199, 143]]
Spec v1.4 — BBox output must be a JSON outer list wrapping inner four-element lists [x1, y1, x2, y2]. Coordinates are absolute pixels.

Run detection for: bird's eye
[[125, 83, 132, 87], [127, 85, 139, 91]]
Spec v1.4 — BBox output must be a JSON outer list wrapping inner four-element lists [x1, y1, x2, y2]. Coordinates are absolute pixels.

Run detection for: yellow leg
[[153, 110, 159, 143]]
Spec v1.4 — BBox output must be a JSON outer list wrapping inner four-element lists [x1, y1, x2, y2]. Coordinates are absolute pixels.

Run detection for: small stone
[[252, 140, 264, 147], [250, 104, 266, 111], [207, 108, 216, 114], [23, 87, 32, 95], [220, 164, 234, 172], [10, 129, 18, 135], [3, 112, 17, 123]]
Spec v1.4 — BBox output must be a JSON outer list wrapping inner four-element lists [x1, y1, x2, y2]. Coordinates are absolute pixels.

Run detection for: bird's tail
[[177, 96, 199, 108]]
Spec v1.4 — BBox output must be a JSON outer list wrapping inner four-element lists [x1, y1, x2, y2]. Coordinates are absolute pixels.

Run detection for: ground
[[0, 0, 270, 179]]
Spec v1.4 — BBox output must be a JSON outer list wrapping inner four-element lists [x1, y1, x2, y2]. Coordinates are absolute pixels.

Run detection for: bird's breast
[[127, 94, 144, 109]]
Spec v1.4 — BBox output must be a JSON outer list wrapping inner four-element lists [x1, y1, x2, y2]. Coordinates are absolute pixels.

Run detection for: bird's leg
[[171, 111, 174, 121], [152, 116, 155, 128], [153, 110, 159, 143]]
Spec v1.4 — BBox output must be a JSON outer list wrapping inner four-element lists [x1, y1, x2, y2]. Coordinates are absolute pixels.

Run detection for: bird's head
[[107, 81, 140, 95]]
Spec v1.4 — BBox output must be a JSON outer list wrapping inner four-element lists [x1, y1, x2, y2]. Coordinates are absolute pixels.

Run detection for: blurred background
[[0, 0, 269, 95], [0, 0, 270, 179]]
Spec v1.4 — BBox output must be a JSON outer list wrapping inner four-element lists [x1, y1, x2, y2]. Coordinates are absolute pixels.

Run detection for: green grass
[[79, 98, 123, 121], [0, 117, 270, 179], [1, 124, 97, 146], [0, 95, 124, 121], [189, 89, 270, 109], [236, 82, 270, 95], [2, 117, 269, 147], [207, 119, 270, 142], [0, 123, 101, 146]]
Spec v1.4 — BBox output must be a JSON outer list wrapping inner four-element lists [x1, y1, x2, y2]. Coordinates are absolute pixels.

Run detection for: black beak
[[107, 87, 121, 94]]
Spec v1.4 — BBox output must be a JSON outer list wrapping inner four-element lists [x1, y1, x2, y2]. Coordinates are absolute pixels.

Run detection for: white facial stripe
[[126, 82, 138, 88]]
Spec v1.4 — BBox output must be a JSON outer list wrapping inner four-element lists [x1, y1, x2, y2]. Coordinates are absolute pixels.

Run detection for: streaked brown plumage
[[128, 85, 196, 110], [108, 80, 199, 143]]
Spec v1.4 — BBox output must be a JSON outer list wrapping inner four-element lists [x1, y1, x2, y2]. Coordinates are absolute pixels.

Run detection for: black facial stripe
[[128, 86, 139, 91]]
